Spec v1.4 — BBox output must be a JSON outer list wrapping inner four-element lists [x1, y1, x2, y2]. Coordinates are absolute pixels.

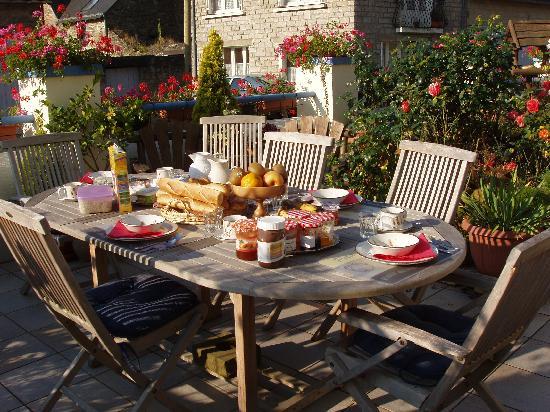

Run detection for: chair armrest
[[338, 308, 469, 362]]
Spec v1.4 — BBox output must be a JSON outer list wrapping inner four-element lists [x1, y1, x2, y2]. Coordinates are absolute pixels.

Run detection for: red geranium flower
[[507, 110, 519, 121], [428, 82, 441, 97], [503, 162, 517, 172], [57, 4, 66, 14], [401, 100, 410, 113], [515, 115, 525, 128], [526, 98, 540, 113]]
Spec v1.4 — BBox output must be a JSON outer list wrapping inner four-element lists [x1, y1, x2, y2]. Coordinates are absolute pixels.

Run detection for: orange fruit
[[241, 173, 263, 188]]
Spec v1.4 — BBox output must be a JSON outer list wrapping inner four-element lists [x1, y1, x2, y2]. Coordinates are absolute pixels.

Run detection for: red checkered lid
[[299, 218, 321, 229], [312, 212, 335, 222], [285, 220, 299, 231], [287, 210, 311, 219]]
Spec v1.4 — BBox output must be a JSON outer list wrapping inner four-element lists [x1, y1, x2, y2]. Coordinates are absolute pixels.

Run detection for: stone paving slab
[[0, 264, 549, 411]]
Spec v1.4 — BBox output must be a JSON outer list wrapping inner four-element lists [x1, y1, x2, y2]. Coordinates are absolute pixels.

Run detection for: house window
[[224, 47, 249, 76], [379, 41, 401, 67], [208, 0, 242, 14]]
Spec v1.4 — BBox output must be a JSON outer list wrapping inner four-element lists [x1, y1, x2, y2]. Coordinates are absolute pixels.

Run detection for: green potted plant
[[460, 172, 550, 276], [192, 29, 238, 123]]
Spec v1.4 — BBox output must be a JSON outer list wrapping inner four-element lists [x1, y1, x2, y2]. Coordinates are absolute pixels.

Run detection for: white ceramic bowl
[[120, 214, 165, 233], [312, 188, 349, 205], [367, 233, 420, 257]]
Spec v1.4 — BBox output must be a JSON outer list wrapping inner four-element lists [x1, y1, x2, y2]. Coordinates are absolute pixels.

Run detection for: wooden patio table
[[27, 189, 466, 411]]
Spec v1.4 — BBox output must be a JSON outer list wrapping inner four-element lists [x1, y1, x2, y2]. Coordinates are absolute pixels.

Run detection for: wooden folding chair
[[140, 118, 200, 171], [311, 140, 477, 341], [262, 131, 334, 191], [1, 132, 85, 205], [0, 200, 207, 411], [200, 115, 265, 170], [326, 228, 550, 411], [260, 131, 335, 330]]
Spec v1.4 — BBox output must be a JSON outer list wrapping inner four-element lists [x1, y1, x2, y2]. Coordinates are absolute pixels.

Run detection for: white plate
[[106, 221, 178, 241], [312, 194, 364, 208], [356, 240, 438, 266], [376, 221, 414, 233]]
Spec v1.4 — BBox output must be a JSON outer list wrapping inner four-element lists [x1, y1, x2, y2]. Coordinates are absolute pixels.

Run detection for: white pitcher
[[207, 158, 230, 183], [188, 152, 212, 179]]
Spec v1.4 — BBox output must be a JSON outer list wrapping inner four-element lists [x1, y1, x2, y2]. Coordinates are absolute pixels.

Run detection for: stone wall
[[0, 2, 39, 28], [105, 54, 186, 91], [106, 0, 184, 43], [467, 0, 550, 24], [195, 1, 356, 74], [195, 0, 468, 74]]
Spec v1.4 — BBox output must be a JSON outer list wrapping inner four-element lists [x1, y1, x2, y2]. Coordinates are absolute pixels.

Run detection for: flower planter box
[[295, 57, 356, 123], [18, 65, 103, 135], [461, 219, 532, 277], [0, 124, 19, 141]]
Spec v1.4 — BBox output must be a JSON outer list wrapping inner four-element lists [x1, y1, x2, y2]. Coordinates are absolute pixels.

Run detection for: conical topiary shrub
[[192, 30, 238, 122]]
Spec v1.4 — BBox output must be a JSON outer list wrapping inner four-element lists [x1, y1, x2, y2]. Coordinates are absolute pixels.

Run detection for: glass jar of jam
[[284, 220, 299, 254], [323, 204, 340, 225], [314, 212, 336, 247], [300, 218, 321, 250], [234, 219, 258, 261], [257, 216, 286, 268]]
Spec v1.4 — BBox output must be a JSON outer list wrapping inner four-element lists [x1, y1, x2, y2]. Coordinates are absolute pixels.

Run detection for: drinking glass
[[359, 211, 378, 239], [203, 207, 224, 238], [267, 195, 284, 215]]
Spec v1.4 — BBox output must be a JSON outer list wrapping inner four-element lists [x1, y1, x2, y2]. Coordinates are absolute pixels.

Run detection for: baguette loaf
[[157, 178, 229, 205], [156, 191, 218, 215]]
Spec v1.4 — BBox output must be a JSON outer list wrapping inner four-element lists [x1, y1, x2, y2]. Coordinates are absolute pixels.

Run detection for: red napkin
[[107, 221, 163, 239], [341, 190, 359, 205], [373, 233, 437, 262], [80, 172, 94, 184]]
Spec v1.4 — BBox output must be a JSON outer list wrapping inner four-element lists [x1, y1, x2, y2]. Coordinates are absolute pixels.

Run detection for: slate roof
[[61, 0, 118, 19]]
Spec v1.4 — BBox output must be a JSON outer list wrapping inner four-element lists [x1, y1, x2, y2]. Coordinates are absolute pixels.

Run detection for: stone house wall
[[0, 2, 41, 27], [105, 0, 184, 43], [195, 0, 468, 74], [195, 0, 356, 74], [467, 0, 550, 24]]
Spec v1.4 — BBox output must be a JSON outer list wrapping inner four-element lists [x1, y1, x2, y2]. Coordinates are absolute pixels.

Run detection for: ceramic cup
[[222, 215, 247, 239], [156, 167, 174, 179], [377, 206, 407, 230], [57, 182, 82, 201]]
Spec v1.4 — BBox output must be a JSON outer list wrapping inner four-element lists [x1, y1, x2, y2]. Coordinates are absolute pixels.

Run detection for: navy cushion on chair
[[86, 274, 198, 339], [353, 305, 475, 386]]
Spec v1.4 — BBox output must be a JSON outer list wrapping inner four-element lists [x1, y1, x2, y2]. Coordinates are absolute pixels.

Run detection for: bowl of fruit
[[230, 162, 287, 217]]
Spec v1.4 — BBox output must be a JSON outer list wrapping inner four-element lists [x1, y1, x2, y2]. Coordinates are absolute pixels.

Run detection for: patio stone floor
[[0, 257, 548, 412]]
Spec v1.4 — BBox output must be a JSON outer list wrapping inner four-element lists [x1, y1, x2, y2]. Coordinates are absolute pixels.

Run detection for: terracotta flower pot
[[461, 219, 531, 277], [0, 124, 19, 141]]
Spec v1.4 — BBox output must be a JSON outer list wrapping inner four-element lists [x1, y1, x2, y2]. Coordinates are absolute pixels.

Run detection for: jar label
[[236, 239, 257, 251], [257, 240, 285, 263], [301, 235, 316, 249], [284, 238, 296, 253]]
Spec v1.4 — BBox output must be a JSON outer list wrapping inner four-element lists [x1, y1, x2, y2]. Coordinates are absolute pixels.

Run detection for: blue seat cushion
[[353, 305, 475, 386], [86, 274, 198, 339]]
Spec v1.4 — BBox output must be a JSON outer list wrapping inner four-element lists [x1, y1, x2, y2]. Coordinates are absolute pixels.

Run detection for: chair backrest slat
[[0, 200, 123, 360], [464, 229, 550, 363], [200, 115, 265, 170], [263, 132, 334, 191], [386, 140, 477, 223], [139, 119, 187, 170], [2, 133, 84, 197]]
